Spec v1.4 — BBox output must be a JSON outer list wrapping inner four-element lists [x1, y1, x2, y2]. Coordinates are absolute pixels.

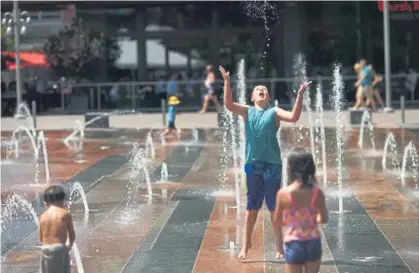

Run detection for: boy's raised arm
[[220, 66, 249, 116], [275, 81, 312, 122]]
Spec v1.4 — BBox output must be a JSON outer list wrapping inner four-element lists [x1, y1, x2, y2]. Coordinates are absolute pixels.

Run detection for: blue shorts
[[244, 161, 281, 211], [284, 239, 322, 264]]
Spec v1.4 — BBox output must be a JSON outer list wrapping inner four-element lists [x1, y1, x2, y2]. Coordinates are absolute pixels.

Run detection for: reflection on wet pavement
[[1, 127, 418, 273]]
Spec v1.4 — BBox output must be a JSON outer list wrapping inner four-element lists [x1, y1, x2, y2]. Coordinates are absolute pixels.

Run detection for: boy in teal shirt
[[219, 66, 311, 260]]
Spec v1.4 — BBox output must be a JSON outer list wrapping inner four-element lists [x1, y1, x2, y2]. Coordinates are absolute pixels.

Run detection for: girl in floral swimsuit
[[274, 148, 329, 273]]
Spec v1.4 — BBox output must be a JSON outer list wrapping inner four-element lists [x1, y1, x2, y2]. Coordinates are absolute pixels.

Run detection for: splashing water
[[226, 102, 241, 210], [297, 124, 305, 144], [70, 244, 85, 273], [63, 120, 84, 154], [67, 182, 90, 223], [12, 138, 19, 158], [331, 64, 345, 213], [217, 107, 231, 188], [9, 125, 38, 159], [15, 102, 37, 137], [382, 132, 400, 173], [160, 133, 166, 146], [192, 128, 199, 142], [127, 144, 153, 206], [235, 59, 247, 210], [293, 53, 316, 162], [64, 120, 85, 143], [36, 131, 50, 183], [358, 110, 376, 150], [237, 60, 246, 145], [401, 141, 419, 186], [160, 162, 169, 182], [276, 126, 282, 148], [63, 110, 134, 142], [242, 1, 278, 70], [314, 80, 328, 186], [237, 59, 246, 186], [282, 157, 288, 187], [1, 194, 40, 233], [145, 132, 155, 159]]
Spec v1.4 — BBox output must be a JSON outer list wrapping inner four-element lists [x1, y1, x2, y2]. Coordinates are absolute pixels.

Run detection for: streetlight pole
[[13, 0, 22, 108], [1, 0, 30, 111], [383, 0, 394, 112]]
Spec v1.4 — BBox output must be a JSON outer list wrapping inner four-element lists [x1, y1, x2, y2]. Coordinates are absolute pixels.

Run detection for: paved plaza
[[1, 114, 419, 273], [1, 109, 419, 132]]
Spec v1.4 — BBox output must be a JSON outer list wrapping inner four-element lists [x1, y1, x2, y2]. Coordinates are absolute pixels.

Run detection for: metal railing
[[50, 74, 412, 114]]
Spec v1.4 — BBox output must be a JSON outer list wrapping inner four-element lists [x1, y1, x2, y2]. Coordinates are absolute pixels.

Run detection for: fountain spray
[[10, 126, 38, 159], [128, 144, 153, 204], [358, 110, 376, 150], [64, 120, 85, 143], [226, 102, 241, 209], [145, 132, 156, 160], [37, 131, 50, 183], [160, 162, 169, 183], [293, 53, 315, 160], [217, 107, 230, 188], [401, 141, 419, 186], [382, 132, 400, 173], [237, 59, 246, 169], [315, 81, 328, 186], [15, 102, 37, 137], [67, 182, 90, 223], [331, 64, 345, 213]]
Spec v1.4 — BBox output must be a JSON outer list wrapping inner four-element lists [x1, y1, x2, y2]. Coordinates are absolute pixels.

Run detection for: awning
[[1, 51, 49, 70]]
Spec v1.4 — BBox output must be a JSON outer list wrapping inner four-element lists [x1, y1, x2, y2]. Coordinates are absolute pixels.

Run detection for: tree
[[1, 26, 15, 70], [43, 19, 121, 81]]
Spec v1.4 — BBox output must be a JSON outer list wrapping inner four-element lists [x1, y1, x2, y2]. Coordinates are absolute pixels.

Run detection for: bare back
[[40, 206, 71, 245], [275, 183, 328, 227], [282, 185, 317, 209]]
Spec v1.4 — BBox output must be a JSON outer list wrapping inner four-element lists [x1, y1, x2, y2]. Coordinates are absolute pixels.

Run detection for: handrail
[[71, 73, 408, 88]]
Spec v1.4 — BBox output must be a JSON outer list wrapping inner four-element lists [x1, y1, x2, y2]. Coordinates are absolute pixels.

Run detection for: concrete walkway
[[1, 109, 419, 131]]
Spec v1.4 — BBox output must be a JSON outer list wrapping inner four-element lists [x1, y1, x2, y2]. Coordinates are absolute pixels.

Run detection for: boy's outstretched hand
[[298, 81, 312, 94], [219, 66, 230, 82]]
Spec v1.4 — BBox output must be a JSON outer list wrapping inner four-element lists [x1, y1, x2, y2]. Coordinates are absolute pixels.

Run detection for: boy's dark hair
[[287, 148, 316, 188], [44, 185, 66, 202]]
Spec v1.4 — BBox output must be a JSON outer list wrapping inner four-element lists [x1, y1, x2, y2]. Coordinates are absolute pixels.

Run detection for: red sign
[[377, 0, 419, 12]]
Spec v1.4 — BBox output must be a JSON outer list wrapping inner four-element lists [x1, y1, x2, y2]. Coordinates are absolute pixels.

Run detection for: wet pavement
[[1, 125, 418, 273]]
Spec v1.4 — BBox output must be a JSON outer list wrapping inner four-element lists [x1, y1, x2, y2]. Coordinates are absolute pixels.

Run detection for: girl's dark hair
[[287, 148, 316, 188], [44, 185, 66, 203]]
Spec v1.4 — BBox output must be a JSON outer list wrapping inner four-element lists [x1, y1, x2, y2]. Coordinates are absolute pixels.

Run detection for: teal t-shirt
[[244, 106, 281, 164], [361, 66, 373, 87], [168, 105, 176, 122]]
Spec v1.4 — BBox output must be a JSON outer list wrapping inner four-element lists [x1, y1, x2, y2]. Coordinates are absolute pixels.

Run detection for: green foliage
[[43, 19, 121, 81], [1, 26, 15, 70], [1, 26, 15, 52]]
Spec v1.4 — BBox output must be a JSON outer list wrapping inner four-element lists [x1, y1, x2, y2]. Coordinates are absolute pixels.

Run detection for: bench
[[350, 109, 372, 125]]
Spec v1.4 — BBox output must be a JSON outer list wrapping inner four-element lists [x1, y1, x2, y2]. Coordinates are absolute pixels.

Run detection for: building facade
[[3, 1, 419, 79]]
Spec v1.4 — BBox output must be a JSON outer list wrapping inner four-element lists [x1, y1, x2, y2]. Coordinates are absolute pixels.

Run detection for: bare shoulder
[[62, 209, 72, 219], [317, 188, 325, 198], [276, 188, 289, 199], [39, 212, 46, 224], [315, 187, 326, 202]]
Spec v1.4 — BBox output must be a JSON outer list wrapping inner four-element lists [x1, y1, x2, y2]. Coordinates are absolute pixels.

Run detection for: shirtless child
[[39, 185, 75, 273]]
